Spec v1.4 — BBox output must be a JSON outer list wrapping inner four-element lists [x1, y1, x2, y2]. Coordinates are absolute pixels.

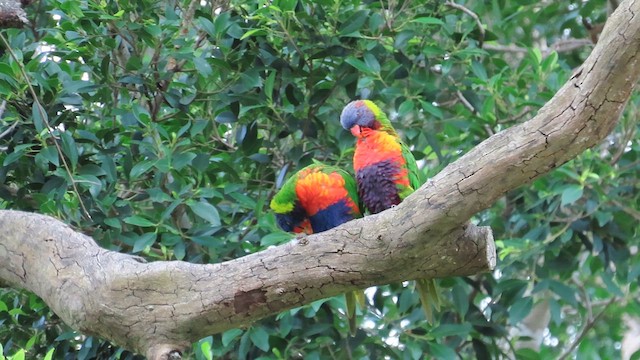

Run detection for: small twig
[[485, 39, 593, 57], [618, 159, 640, 172], [448, 77, 496, 134], [455, 88, 477, 115], [444, 1, 485, 48], [572, 277, 593, 321], [0, 33, 92, 220], [610, 199, 640, 221], [557, 297, 616, 360], [0, 99, 6, 119], [483, 43, 528, 53], [0, 120, 18, 140], [551, 39, 594, 53], [179, 0, 199, 37], [151, 0, 201, 120], [499, 106, 531, 124]]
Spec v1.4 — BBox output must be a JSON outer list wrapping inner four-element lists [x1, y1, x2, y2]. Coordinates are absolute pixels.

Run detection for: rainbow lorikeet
[[270, 163, 365, 335], [340, 99, 441, 323]]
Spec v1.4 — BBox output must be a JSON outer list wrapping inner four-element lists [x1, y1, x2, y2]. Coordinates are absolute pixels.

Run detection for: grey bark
[[0, 211, 494, 359], [0, 0, 28, 28], [1, 0, 640, 358]]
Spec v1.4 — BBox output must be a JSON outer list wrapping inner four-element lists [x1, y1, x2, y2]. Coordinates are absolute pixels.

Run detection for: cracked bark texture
[[1, 0, 640, 358], [0, 0, 28, 28]]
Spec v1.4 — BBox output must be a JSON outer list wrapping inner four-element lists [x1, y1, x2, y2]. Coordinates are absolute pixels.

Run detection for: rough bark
[[0, 211, 495, 359], [1, 0, 640, 358], [0, 0, 28, 28]]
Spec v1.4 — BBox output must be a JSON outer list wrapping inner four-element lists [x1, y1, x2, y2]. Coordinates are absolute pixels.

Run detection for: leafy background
[[0, 0, 638, 359]]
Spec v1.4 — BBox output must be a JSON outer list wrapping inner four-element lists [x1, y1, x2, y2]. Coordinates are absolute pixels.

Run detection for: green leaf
[[594, 211, 613, 227], [173, 152, 196, 170], [123, 215, 157, 227], [548, 280, 577, 306], [198, 17, 216, 37], [430, 323, 472, 338], [199, 339, 213, 360], [43, 348, 55, 360], [264, 71, 276, 102], [561, 185, 583, 206], [215, 111, 237, 124], [363, 53, 380, 73], [471, 60, 488, 81], [130, 160, 156, 179], [274, 0, 297, 12], [240, 28, 267, 40], [249, 327, 270, 352], [394, 30, 415, 49], [344, 57, 372, 74], [59, 131, 79, 170], [75, 174, 102, 197], [188, 201, 221, 226], [420, 100, 444, 119], [12, 349, 25, 360], [600, 272, 624, 297], [451, 283, 469, 318], [530, 47, 543, 65], [32, 102, 47, 133], [508, 297, 533, 325], [132, 233, 157, 253], [260, 232, 292, 247], [541, 51, 558, 72], [413, 17, 444, 25], [339, 10, 369, 35], [193, 57, 212, 77], [104, 218, 121, 230], [429, 343, 457, 359], [515, 348, 541, 360], [222, 329, 243, 347], [3, 144, 34, 166]]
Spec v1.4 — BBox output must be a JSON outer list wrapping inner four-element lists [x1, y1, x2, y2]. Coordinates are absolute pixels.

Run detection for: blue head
[[340, 100, 379, 133], [274, 202, 309, 233]]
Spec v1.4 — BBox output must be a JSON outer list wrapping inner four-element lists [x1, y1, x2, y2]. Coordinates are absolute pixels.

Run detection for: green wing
[[398, 140, 424, 200], [270, 167, 301, 214]]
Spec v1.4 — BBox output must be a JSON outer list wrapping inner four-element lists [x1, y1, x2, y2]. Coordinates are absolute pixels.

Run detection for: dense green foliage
[[0, 0, 638, 359]]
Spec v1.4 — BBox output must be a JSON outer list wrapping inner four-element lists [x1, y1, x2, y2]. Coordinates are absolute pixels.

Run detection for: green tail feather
[[345, 290, 366, 336], [415, 278, 441, 324]]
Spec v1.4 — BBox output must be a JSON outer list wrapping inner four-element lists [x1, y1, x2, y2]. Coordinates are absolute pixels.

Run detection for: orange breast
[[353, 130, 409, 187]]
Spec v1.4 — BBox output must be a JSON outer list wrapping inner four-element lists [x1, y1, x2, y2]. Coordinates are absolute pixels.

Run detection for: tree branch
[[1, 0, 640, 358], [0, 0, 28, 28], [0, 211, 495, 359], [444, 1, 485, 47], [485, 38, 594, 56]]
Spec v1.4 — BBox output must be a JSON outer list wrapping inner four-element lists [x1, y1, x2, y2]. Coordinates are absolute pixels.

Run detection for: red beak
[[350, 125, 362, 137]]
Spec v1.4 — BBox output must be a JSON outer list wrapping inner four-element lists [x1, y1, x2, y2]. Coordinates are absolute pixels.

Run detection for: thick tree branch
[[1, 0, 640, 359], [0, 211, 494, 359], [0, 0, 28, 28]]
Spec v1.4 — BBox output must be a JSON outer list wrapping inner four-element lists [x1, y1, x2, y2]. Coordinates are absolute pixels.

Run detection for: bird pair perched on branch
[[270, 100, 440, 336]]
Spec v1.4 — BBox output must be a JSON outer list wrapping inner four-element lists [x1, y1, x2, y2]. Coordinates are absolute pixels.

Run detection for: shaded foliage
[[0, 0, 638, 359]]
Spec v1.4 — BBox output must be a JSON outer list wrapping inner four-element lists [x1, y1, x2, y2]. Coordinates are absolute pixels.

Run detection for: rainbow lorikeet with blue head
[[340, 99, 441, 323], [270, 163, 365, 335]]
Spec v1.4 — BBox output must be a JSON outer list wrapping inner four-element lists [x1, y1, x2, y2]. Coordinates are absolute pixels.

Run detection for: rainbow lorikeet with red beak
[[270, 163, 365, 335], [340, 99, 441, 323]]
